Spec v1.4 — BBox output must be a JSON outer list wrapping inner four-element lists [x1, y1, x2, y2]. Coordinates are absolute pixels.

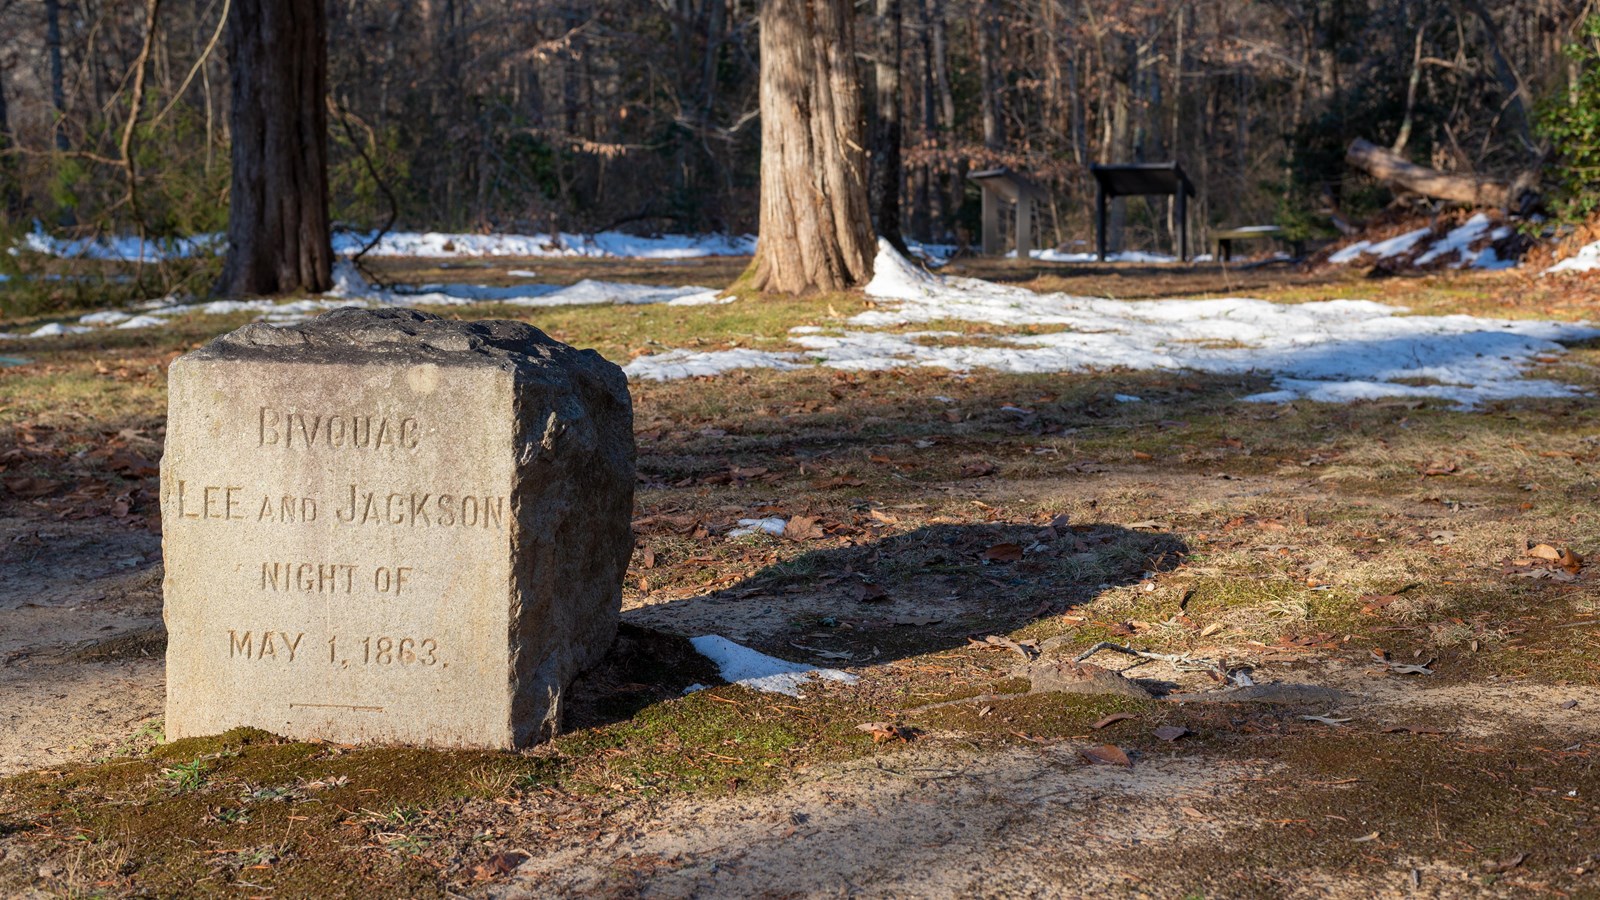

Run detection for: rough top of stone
[[191, 308, 624, 387]]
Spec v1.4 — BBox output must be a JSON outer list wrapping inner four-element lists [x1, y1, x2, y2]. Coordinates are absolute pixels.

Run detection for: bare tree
[[744, 0, 876, 293]]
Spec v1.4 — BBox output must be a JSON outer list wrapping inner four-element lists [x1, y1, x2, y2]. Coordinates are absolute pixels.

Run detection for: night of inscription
[[257, 407, 420, 451], [260, 562, 414, 595]]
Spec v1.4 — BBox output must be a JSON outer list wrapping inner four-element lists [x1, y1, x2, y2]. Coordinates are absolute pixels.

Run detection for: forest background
[[0, 0, 1596, 264]]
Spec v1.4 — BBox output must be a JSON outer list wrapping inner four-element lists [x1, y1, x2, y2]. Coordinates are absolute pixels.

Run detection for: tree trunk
[[871, 0, 905, 249], [744, 0, 875, 294], [217, 0, 333, 296], [978, 0, 1005, 150], [46, 0, 69, 151], [1462, 0, 1535, 154], [0, 64, 19, 218], [1346, 138, 1524, 209]]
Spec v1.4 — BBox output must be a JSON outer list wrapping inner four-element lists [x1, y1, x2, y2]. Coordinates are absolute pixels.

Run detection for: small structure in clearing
[[967, 168, 1049, 259], [1090, 162, 1196, 262]]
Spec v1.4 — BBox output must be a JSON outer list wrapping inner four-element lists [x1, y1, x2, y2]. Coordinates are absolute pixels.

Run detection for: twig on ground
[[898, 691, 1030, 714], [1074, 641, 1252, 686]]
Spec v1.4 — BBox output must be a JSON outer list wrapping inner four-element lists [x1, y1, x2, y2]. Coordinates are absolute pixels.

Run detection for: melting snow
[[333, 230, 756, 259], [1547, 240, 1600, 274], [12, 226, 756, 262], [12, 227, 223, 261], [1328, 228, 1431, 264], [1328, 215, 1516, 270], [689, 635, 857, 697], [1031, 248, 1177, 263], [29, 323, 93, 337], [41, 261, 728, 332], [727, 517, 788, 538], [623, 240, 1600, 408]]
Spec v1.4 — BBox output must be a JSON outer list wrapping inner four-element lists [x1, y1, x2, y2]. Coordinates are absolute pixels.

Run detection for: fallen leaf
[[106, 451, 159, 478], [1351, 831, 1381, 843], [869, 509, 899, 525], [1483, 852, 1527, 874], [850, 581, 890, 603], [1199, 623, 1223, 637], [784, 516, 825, 541], [1131, 450, 1154, 461], [1079, 744, 1132, 766], [1126, 520, 1165, 530], [856, 722, 915, 744], [1092, 713, 1136, 730], [1299, 715, 1352, 726], [470, 851, 528, 881], [1152, 726, 1189, 742], [981, 542, 1024, 563], [961, 461, 996, 478], [3, 477, 60, 499], [1528, 543, 1563, 561], [1359, 594, 1402, 615]]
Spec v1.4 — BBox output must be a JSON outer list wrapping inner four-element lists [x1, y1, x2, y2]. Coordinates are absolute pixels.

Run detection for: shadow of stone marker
[[161, 308, 634, 749]]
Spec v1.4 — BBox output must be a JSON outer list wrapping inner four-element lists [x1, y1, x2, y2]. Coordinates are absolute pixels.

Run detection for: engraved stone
[[162, 308, 635, 748]]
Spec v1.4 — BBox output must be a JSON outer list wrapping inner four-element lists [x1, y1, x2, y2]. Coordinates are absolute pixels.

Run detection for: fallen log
[[1346, 138, 1533, 211]]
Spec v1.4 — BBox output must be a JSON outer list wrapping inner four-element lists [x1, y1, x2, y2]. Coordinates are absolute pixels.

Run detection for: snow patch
[[623, 243, 1600, 408], [29, 323, 93, 337], [12, 226, 223, 262], [1329, 216, 1518, 270], [1547, 240, 1600, 274], [689, 635, 857, 697], [624, 347, 806, 381], [1328, 227, 1431, 264], [13, 226, 755, 262], [116, 314, 167, 330], [330, 229, 756, 259], [727, 517, 788, 538], [1033, 249, 1177, 263]]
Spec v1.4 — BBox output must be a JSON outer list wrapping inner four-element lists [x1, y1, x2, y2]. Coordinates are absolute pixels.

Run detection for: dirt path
[[497, 747, 1271, 899], [0, 514, 164, 776]]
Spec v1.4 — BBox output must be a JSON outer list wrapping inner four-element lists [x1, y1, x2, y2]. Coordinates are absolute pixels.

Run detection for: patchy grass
[[5, 258, 1600, 894]]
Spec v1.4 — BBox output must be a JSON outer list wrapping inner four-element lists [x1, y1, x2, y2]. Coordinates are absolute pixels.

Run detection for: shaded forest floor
[[3, 257, 1600, 896]]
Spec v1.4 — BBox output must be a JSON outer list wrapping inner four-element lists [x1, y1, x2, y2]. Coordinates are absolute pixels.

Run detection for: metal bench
[[1213, 225, 1305, 261]]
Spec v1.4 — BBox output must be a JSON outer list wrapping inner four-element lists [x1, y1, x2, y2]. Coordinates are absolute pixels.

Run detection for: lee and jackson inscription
[[162, 309, 635, 749]]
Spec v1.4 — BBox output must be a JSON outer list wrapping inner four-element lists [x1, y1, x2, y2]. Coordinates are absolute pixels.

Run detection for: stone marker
[[162, 308, 634, 749]]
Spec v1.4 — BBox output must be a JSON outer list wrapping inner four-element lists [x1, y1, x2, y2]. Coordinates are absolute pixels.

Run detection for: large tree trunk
[[217, 0, 333, 296], [1346, 138, 1528, 210], [745, 0, 875, 294], [871, 0, 904, 249]]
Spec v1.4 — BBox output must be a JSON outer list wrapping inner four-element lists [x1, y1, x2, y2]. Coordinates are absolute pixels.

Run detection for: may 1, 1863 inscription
[[162, 308, 635, 749]]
